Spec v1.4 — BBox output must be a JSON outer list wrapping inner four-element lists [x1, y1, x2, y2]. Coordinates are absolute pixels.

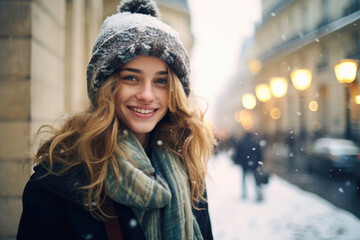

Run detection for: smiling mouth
[[128, 107, 157, 114]]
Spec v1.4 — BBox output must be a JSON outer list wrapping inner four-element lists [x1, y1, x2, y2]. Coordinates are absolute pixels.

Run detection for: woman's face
[[115, 55, 169, 144]]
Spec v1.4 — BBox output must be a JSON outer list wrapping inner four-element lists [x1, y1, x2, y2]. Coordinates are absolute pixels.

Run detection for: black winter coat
[[17, 165, 213, 240]]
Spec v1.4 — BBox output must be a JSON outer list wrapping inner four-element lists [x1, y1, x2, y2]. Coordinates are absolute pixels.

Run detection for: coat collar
[[32, 163, 89, 206]]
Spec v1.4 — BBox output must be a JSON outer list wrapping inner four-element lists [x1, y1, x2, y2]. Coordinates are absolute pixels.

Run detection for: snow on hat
[[86, 0, 190, 106]]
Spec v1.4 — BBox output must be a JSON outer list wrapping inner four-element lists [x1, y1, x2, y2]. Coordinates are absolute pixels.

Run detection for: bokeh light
[[334, 59, 358, 84], [239, 110, 254, 130], [270, 108, 281, 119], [309, 101, 319, 111], [242, 93, 257, 110], [355, 95, 360, 104], [270, 77, 288, 98], [249, 59, 262, 74], [255, 84, 271, 102], [291, 69, 312, 91]]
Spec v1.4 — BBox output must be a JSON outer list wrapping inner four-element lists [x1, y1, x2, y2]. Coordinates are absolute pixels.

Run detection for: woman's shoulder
[[18, 164, 110, 240], [26, 163, 89, 205]]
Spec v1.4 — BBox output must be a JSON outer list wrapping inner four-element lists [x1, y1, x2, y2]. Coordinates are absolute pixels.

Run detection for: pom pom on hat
[[118, 0, 160, 18]]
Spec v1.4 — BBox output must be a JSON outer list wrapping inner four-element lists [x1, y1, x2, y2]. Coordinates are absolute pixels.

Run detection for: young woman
[[17, 0, 216, 239]]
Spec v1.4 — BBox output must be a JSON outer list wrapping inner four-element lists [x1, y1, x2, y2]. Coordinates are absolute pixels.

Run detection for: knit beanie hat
[[86, 0, 190, 106]]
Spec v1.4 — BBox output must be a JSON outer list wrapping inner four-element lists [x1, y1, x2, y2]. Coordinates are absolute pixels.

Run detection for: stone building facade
[[0, 0, 192, 239]]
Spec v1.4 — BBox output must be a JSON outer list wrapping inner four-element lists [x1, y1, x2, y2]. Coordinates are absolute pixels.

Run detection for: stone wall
[[0, 1, 66, 238]]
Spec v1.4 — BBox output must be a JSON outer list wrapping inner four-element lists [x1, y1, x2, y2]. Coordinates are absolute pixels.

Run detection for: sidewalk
[[207, 152, 360, 240]]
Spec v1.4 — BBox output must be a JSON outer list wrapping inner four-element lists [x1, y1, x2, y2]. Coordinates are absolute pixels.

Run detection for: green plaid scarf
[[106, 131, 203, 240]]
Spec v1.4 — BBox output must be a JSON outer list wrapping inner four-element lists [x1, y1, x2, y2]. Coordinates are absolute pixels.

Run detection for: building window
[[319, 85, 329, 136], [302, 0, 309, 33], [317, 45, 329, 70]]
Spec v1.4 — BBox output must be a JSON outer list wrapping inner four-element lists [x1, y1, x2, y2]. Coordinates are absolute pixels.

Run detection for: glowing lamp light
[[355, 95, 360, 105], [255, 84, 271, 102], [249, 59, 262, 74], [334, 59, 358, 84], [270, 108, 281, 120], [309, 101, 318, 111], [270, 77, 288, 98], [291, 69, 312, 91], [242, 93, 257, 110], [234, 110, 241, 123], [239, 110, 254, 130]]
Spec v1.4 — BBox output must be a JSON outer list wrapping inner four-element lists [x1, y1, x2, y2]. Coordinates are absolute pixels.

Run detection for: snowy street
[[207, 152, 360, 240]]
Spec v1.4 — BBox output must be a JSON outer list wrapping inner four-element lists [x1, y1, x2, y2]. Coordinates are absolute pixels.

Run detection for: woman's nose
[[136, 82, 154, 102]]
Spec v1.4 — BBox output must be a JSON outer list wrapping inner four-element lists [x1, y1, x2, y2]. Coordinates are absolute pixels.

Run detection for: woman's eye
[[155, 79, 168, 85], [122, 75, 137, 81]]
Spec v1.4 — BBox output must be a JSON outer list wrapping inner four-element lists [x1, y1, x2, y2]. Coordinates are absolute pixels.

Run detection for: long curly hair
[[34, 67, 216, 217]]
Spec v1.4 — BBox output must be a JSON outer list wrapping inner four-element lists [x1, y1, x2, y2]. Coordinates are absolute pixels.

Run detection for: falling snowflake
[[129, 218, 138, 228], [157, 140, 163, 146]]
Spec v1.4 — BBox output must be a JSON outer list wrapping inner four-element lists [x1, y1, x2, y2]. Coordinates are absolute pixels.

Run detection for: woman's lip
[[127, 106, 159, 118], [127, 106, 158, 110]]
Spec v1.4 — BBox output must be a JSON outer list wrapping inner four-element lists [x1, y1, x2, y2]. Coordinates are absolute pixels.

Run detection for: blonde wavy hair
[[35, 67, 216, 216]]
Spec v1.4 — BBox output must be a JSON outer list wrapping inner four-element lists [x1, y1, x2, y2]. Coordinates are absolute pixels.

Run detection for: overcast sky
[[187, 0, 261, 119]]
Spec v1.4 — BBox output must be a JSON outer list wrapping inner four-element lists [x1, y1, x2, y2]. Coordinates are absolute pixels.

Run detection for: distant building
[[219, 0, 360, 143]]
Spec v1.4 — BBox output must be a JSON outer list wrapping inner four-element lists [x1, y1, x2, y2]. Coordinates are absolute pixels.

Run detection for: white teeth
[[130, 107, 155, 114]]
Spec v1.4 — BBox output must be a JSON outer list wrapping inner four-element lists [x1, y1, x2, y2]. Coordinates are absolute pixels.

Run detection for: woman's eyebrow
[[157, 71, 168, 75], [120, 68, 141, 73], [120, 68, 168, 76]]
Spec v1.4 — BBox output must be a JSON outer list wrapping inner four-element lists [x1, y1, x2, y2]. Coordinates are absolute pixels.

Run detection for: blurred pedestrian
[[17, 0, 216, 239], [286, 130, 296, 171], [234, 132, 265, 201]]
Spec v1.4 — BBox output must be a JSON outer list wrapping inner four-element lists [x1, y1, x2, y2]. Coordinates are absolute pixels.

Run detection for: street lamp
[[242, 93, 257, 110], [270, 107, 281, 120], [255, 84, 272, 102], [356, 95, 360, 105], [235, 110, 254, 130], [291, 68, 312, 142], [334, 59, 358, 84], [270, 77, 288, 98], [291, 69, 312, 91], [334, 59, 359, 139], [269, 77, 288, 136], [254, 84, 271, 136]]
